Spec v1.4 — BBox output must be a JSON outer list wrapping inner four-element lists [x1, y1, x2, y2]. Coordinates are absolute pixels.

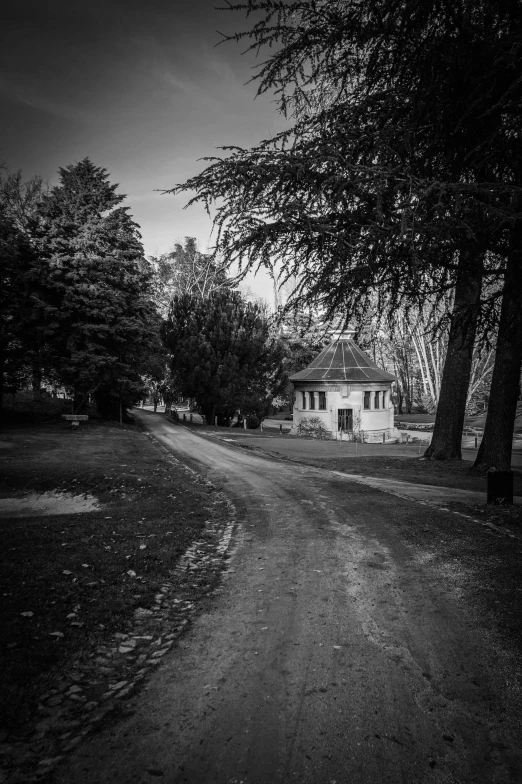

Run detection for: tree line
[[170, 0, 522, 472], [0, 160, 289, 425], [0, 159, 163, 421]]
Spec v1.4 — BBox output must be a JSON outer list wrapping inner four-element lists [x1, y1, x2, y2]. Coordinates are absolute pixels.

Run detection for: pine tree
[[0, 208, 33, 421], [36, 159, 161, 416], [0, 171, 48, 402]]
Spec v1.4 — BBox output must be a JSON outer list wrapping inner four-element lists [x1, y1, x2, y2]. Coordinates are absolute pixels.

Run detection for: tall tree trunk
[[474, 229, 522, 472], [424, 248, 484, 460]]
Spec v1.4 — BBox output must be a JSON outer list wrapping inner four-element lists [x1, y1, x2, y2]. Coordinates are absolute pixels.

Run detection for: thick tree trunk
[[474, 231, 522, 472], [424, 249, 483, 460]]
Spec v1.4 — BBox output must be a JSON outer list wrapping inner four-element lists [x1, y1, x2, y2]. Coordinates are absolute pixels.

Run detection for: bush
[[298, 416, 330, 438], [246, 415, 260, 429], [2, 392, 72, 423]]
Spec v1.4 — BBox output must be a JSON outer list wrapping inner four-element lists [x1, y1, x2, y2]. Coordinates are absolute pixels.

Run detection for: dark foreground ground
[[51, 412, 522, 784], [2, 413, 522, 784], [0, 420, 227, 738]]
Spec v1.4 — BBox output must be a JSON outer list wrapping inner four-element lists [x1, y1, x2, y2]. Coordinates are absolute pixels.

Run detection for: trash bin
[[487, 471, 513, 505]]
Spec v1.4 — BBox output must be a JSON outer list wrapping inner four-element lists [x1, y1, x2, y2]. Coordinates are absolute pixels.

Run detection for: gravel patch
[[0, 492, 100, 519]]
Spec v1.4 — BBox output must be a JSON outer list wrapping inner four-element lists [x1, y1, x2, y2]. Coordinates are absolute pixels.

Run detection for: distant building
[[289, 327, 397, 441]]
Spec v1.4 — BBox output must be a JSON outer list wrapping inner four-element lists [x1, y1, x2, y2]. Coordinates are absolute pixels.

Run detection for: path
[[54, 411, 522, 784]]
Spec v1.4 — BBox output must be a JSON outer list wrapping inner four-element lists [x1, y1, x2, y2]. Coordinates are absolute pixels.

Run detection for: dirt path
[[53, 412, 522, 784]]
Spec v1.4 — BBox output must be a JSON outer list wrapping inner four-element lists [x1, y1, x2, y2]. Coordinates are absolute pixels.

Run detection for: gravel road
[[54, 411, 522, 784]]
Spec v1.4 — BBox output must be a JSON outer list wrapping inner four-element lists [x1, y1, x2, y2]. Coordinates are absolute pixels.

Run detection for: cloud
[[0, 76, 96, 125]]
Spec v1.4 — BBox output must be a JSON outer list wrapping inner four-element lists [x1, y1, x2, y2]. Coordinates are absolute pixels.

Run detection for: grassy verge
[[291, 454, 522, 530], [0, 418, 212, 735]]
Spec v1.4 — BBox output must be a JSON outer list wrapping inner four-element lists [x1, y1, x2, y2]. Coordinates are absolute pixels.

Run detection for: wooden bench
[[62, 414, 89, 429]]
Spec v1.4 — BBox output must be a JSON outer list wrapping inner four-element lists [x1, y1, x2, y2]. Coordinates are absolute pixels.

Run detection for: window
[[374, 391, 380, 409], [318, 391, 326, 410], [301, 391, 306, 409], [382, 391, 386, 408], [364, 391, 371, 410], [309, 392, 315, 410]]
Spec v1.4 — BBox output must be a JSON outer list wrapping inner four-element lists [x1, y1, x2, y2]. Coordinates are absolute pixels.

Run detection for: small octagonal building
[[289, 327, 397, 441]]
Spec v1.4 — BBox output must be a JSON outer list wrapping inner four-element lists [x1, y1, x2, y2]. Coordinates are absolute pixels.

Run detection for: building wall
[[292, 382, 394, 439]]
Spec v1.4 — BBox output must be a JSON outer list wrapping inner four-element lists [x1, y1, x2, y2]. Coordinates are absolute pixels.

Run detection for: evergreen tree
[[0, 208, 33, 420], [0, 171, 48, 402], [171, 0, 522, 467], [162, 289, 285, 424], [36, 159, 161, 416]]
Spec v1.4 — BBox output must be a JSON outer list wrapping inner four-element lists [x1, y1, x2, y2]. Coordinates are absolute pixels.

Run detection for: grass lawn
[[0, 418, 215, 734], [289, 454, 522, 530]]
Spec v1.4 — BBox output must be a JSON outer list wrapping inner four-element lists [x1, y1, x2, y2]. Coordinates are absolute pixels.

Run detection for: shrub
[[298, 416, 330, 438], [2, 392, 72, 423]]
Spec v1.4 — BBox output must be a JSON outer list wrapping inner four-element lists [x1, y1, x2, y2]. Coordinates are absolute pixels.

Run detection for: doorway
[[338, 408, 353, 432]]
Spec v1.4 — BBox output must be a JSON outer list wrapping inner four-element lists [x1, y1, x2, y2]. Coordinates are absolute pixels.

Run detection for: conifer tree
[[162, 289, 285, 424], [171, 0, 522, 467], [37, 158, 161, 416], [0, 208, 33, 420], [0, 171, 48, 402]]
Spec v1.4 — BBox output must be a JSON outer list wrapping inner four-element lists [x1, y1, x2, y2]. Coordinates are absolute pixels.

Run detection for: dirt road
[[54, 412, 522, 784]]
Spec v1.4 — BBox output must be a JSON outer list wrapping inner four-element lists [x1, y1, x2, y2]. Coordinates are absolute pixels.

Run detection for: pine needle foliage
[[36, 158, 161, 414], [170, 1, 522, 327]]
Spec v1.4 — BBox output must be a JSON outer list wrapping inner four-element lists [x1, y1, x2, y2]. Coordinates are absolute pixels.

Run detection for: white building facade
[[290, 328, 397, 442]]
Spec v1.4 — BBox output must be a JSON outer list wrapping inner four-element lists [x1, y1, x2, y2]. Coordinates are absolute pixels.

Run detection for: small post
[[215, 416, 218, 427], [260, 422, 263, 432], [339, 431, 342, 446], [475, 435, 478, 448], [418, 440, 421, 455], [279, 424, 282, 434], [244, 418, 247, 430], [382, 432, 385, 444], [183, 413, 186, 422], [355, 437, 358, 455], [190, 413, 193, 423]]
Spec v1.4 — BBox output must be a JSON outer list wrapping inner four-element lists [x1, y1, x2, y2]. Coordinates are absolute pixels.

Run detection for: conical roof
[[290, 330, 395, 383]]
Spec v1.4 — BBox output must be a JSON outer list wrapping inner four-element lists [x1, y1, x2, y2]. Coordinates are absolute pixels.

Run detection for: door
[[338, 408, 353, 431]]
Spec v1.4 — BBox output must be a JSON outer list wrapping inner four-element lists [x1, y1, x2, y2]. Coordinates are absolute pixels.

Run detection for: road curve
[[55, 412, 522, 784]]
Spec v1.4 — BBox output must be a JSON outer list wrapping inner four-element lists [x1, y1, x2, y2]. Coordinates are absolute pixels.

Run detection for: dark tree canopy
[[0, 208, 33, 413], [170, 0, 522, 471], [162, 289, 285, 424], [171, 0, 521, 323], [35, 158, 161, 415]]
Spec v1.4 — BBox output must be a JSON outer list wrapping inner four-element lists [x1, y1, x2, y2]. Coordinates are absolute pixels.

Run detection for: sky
[[0, 0, 290, 301]]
